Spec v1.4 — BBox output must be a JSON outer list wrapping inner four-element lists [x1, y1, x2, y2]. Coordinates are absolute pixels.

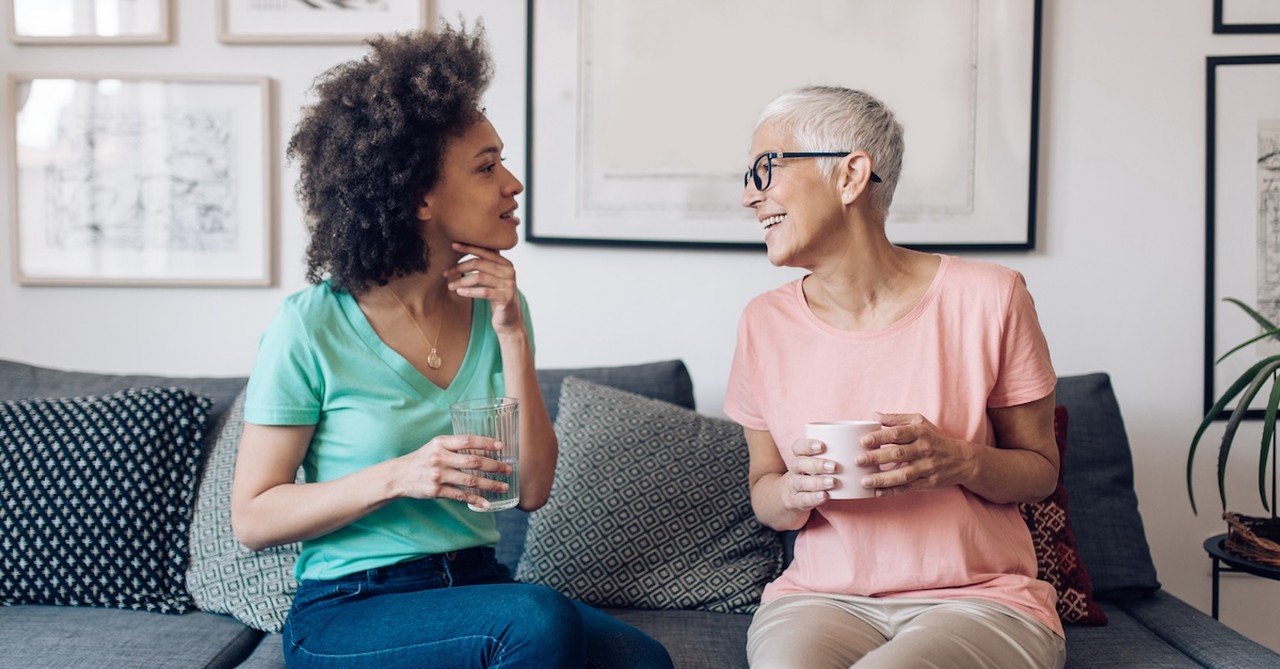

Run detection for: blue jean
[[282, 547, 673, 669]]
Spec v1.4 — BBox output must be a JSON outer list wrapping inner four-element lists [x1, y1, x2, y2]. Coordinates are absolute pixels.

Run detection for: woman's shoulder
[[280, 280, 348, 316], [937, 254, 1024, 288], [741, 277, 804, 316]]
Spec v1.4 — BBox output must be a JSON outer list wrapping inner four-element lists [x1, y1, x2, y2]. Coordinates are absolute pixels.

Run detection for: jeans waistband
[[317, 546, 495, 587]]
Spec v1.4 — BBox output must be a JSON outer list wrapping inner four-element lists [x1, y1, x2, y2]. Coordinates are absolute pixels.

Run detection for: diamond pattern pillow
[[186, 390, 300, 632], [0, 387, 212, 613], [1019, 405, 1108, 625], [516, 377, 784, 614]]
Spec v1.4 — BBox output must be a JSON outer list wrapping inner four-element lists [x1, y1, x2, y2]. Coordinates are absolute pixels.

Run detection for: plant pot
[[1224, 512, 1280, 566]]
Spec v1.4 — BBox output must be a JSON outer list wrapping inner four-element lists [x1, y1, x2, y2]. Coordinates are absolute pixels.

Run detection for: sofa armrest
[[1119, 590, 1280, 667]]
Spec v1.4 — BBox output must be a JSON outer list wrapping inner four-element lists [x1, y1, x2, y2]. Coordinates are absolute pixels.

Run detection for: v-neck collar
[[338, 289, 484, 402]]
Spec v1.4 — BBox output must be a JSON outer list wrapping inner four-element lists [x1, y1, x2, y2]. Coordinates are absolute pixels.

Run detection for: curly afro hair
[[288, 20, 493, 295]]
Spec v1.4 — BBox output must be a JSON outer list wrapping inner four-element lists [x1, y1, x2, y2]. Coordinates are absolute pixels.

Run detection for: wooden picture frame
[[9, 74, 274, 286], [7, 0, 171, 45], [216, 0, 431, 45]]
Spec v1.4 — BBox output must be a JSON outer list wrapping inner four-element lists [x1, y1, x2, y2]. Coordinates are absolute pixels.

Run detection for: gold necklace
[[384, 286, 445, 370]]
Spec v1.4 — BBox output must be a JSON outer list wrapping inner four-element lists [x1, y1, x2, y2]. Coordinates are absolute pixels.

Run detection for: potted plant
[[1188, 297, 1280, 564]]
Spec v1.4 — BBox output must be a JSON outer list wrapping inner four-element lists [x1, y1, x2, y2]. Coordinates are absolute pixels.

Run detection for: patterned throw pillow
[[186, 390, 300, 632], [1019, 405, 1108, 625], [0, 388, 212, 613], [516, 378, 784, 614]]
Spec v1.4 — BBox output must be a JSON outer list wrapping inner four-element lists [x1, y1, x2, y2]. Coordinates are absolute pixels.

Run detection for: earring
[[843, 192, 852, 202]]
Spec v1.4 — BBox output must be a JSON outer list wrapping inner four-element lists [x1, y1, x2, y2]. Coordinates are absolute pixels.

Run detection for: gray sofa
[[1, 357, 1278, 668]]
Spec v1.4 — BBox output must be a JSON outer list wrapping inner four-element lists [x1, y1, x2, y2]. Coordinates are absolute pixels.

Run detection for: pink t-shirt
[[724, 254, 1062, 636]]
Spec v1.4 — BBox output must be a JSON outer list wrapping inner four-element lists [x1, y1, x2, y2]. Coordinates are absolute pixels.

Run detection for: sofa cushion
[[1054, 373, 1161, 600], [0, 388, 211, 612], [186, 390, 299, 633], [536, 359, 697, 422], [0, 605, 263, 669], [1018, 405, 1107, 625], [517, 378, 783, 614], [1062, 603, 1201, 668], [495, 359, 700, 570]]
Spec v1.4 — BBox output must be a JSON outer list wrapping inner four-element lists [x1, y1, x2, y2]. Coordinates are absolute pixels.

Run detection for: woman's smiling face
[[741, 122, 844, 269]]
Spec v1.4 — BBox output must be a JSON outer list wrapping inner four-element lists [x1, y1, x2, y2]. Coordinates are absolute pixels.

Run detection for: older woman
[[725, 86, 1066, 668], [230, 21, 671, 669]]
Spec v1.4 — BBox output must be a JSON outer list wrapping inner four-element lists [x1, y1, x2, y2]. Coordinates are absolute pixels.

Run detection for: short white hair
[[755, 86, 904, 217]]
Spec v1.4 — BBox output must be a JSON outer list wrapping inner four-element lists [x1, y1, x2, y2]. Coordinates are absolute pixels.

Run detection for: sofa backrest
[[1054, 372, 1161, 600], [0, 358, 248, 455]]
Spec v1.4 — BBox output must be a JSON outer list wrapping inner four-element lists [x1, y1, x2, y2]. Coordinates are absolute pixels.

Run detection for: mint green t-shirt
[[244, 281, 531, 581]]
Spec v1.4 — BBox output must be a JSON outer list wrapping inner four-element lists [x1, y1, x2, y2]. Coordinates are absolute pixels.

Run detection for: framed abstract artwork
[[9, 74, 274, 286], [216, 0, 431, 44], [7, 0, 171, 45], [1204, 55, 1280, 415], [525, 0, 1043, 250]]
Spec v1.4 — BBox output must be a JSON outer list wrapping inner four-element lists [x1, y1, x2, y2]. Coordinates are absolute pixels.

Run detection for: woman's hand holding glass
[[393, 434, 513, 509]]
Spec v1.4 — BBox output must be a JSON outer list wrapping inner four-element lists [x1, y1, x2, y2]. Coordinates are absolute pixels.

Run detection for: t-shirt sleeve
[[244, 301, 324, 426], [988, 272, 1056, 409]]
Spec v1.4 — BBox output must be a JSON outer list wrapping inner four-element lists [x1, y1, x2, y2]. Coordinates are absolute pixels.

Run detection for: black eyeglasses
[[743, 151, 882, 192]]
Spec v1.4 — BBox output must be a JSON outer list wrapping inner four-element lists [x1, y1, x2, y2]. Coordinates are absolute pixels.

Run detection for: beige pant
[[747, 593, 1066, 669]]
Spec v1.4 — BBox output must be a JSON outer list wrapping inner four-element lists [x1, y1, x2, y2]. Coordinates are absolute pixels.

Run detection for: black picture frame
[[524, 0, 1043, 251], [1214, 0, 1280, 34], [1204, 55, 1280, 417]]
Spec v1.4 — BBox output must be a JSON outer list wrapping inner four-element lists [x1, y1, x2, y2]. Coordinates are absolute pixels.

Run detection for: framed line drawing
[[217, 0, 431, 44], [526, 0, 1043, 250], [1205, 55, 1280, 416], [9, 74, 274, 286], [8, 0, 171, 45], [1214, 0, 1280, 34]]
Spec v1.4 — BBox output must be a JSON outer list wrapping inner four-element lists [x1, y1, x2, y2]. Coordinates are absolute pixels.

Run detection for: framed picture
[[1205, 55, 1280, 415], [9, 74, 274, 286], [526, 0, 1043, 250], [217, 0, 431, 44], [1214, 0, 1280, 34], [7, 0, 171, 45]]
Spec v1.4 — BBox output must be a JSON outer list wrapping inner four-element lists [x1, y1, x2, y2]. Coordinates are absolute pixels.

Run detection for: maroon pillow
[[1018, 405, 1108, 625]]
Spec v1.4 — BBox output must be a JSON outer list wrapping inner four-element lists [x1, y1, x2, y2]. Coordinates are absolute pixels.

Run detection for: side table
[[1203, 533, 1280, 619]]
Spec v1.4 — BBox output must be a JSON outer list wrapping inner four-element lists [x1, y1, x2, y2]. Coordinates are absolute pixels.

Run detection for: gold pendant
[[427, 348, 442, 369]]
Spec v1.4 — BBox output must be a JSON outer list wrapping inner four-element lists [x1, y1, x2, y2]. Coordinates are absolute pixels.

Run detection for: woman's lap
[[283, 550, 672, 669]]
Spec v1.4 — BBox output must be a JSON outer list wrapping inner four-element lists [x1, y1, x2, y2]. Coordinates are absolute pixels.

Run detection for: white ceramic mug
[[804, 420, 881, 499]]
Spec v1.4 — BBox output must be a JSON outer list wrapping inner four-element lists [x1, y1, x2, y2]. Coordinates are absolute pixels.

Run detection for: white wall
[[3, 0, 1279, 651]]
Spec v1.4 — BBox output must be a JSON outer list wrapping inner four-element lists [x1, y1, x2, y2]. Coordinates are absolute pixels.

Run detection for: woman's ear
[[837, 151, 876, 202], [416, 194, 432, 222]]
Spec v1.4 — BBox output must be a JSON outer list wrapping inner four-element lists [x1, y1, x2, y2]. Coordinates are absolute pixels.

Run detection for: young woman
[[231, 21, 672, 669]]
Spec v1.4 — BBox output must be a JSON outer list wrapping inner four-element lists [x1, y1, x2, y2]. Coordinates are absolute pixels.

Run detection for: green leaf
[[1217, 360, 1280, 512], [1263, 379, 1280, 513], [1189, 354, 1280, 513], [1217, 328, 1280, 364], [1225, 297, 1280, 336]]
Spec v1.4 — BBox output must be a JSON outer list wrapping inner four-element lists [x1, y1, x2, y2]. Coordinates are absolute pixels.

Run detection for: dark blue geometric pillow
[[0, 388, 212, 613]]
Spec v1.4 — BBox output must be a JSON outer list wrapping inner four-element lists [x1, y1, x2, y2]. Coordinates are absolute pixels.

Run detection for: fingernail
[[823, 476, 834, 489], [823, 461, 836, 473], [861, 476, 874, 488]]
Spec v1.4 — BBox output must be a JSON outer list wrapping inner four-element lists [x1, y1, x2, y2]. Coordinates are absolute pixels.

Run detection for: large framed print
[[526, 0, 1043, 250], [1214, 0, 1280, 34], [7, 0, 171, 45], [9, 74, 274, 286], [1205, 56, 1280, 416], [217, 0, 431, 44]]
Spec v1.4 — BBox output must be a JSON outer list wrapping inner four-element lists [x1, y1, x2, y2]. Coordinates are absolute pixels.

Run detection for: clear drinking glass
[[449, 397, 520, 512]]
